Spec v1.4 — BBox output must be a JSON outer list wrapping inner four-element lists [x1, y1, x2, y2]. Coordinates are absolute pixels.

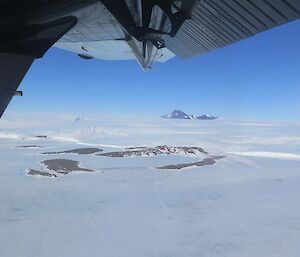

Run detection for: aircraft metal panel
[[166, 0, 300, 59]]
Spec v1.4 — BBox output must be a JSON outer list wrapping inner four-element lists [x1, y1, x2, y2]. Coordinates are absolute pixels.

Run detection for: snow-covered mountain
[[162, 110, 191, 119], [196, 114, 217, 120], [163, 110, 217, 120]]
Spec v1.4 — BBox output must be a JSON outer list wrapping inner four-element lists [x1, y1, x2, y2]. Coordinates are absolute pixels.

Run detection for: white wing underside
[[53, 0, 300, 68], [54, 40, 175, 62], [53, 2, 175, 68]]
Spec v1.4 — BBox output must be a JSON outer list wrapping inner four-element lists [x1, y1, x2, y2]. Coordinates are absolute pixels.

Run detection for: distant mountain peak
[[73, 116, 88, 122], [162, 110, 217, 120], [162, 110, 191, 119], [74, 116, 81, 122], [197, 114, 217, 120]]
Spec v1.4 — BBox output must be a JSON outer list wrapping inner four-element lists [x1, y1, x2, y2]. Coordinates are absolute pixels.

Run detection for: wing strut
[[0, 53, 33, 117], [0, 16, 77, 118]]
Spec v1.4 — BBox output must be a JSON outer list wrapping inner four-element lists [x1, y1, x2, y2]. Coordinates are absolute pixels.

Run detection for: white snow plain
[[1, 113, 300, 257]]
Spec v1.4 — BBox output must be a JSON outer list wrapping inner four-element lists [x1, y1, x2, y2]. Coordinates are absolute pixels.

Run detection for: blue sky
[[8, 19, 300, 120]]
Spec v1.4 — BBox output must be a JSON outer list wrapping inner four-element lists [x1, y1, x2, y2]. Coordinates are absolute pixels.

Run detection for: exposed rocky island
[[156, 156, 225, 170], [42, 147, 103, 155], [27, 169, 57, 177], [26, 145, 225, 178], [41, 159, 94, 174], [16, 145, 42, 149], [98, 145, 208, 157], [35, 135, 47, 139]]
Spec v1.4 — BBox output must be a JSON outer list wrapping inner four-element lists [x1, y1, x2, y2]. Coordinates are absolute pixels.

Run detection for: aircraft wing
[[54, 0, 300, 65], [166, 0, 300, 59], [1, 0, 300, 118]]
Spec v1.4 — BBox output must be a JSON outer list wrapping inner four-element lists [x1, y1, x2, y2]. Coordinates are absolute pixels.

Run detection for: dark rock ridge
[[42, 148, 103, 155], [35, 135, 47, 139], [16, 145, 42, 149], [162, 110, 217, 120], [98, 145, 208, 157], [41, 159, 94, 174], [125, 147, 148, 150], [156, 156, 226, 170], [27, 169, 57, 177]]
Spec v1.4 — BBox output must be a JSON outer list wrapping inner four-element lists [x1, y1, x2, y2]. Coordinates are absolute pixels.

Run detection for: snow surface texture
[[1, 113, 300, 257]]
